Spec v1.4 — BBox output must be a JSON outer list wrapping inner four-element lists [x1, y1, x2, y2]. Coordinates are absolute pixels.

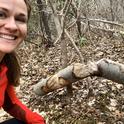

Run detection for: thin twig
[[80, 17, 124, 28], [65, 29, 84, 63], [26, 40, 39, 46], [60, 0, 69, 14], [66, 20, 77, 30]]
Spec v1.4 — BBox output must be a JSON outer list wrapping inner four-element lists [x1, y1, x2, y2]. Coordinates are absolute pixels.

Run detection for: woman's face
[[0, 0, 28, 53]]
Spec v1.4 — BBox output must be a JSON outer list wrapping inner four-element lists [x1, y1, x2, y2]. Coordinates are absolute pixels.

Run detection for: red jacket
[[0, 64, 45, 124]]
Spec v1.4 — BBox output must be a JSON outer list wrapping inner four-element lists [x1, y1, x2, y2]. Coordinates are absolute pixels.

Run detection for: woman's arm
[[3, 85, 45, 124]]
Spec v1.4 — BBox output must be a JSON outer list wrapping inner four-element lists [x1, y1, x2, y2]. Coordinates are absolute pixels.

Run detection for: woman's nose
[[4, 17, 18, 32]]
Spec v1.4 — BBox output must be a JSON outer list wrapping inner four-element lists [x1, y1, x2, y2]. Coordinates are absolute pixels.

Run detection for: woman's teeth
[[0, 34, 16, 40]]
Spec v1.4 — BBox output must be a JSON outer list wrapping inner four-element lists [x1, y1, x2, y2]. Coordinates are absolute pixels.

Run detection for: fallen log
[[97, 59, 124, 83], [33, 58, 124, 96]]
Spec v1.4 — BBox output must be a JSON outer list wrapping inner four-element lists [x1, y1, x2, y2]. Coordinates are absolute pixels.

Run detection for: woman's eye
[[15, 17, 27, 23], [0, 11, 6, 19]]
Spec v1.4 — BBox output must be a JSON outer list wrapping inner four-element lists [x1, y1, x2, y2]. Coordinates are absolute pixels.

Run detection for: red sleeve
[[3, 85, 46, 124]]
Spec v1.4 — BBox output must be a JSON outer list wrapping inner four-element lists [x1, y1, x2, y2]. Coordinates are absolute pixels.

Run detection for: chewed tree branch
[[33, 58, 124, 96]]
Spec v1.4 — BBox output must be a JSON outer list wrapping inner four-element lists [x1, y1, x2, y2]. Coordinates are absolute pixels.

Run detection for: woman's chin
[[0, 48, 15, 53]]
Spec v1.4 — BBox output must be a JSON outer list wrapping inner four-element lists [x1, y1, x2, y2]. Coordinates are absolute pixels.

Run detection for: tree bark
[[97, 59, 124, 83], [36, 0, 53, 47]]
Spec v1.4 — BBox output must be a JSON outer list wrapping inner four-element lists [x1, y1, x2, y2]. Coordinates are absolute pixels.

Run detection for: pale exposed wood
[[33, 61, 98, 95]]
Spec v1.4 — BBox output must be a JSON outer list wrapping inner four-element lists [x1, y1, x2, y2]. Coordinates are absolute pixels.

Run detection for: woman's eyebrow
[[0, 7, 9, 12], [17, 13, 27, 18], [0, 7, 27, 16]]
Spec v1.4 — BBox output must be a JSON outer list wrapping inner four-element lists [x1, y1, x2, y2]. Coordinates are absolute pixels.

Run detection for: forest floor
[[1, 31, 124, 124]]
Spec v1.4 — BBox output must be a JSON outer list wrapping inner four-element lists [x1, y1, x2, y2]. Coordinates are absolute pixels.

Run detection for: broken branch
[[33, 59, 124, 96]]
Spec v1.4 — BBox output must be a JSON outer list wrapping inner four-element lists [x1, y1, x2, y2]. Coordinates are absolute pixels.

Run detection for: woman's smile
[[0, 33, 17, 40]]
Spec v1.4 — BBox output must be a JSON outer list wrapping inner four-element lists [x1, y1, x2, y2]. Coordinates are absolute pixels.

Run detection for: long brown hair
[[24, 0, 31, 19], [3, 52, 20, 86], [3, 0, 31, 86]]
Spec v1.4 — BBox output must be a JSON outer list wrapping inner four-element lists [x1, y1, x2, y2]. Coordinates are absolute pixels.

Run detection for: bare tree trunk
[[33, 58, 124, 96], [71, 0, 82, 37], [109, 0, 114, 22], [36, 0, 53, 47]]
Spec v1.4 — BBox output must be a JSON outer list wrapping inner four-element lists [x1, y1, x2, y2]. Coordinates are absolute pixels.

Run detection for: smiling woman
[[0, 0, 28, 53], [0, 0, 45, 124]]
